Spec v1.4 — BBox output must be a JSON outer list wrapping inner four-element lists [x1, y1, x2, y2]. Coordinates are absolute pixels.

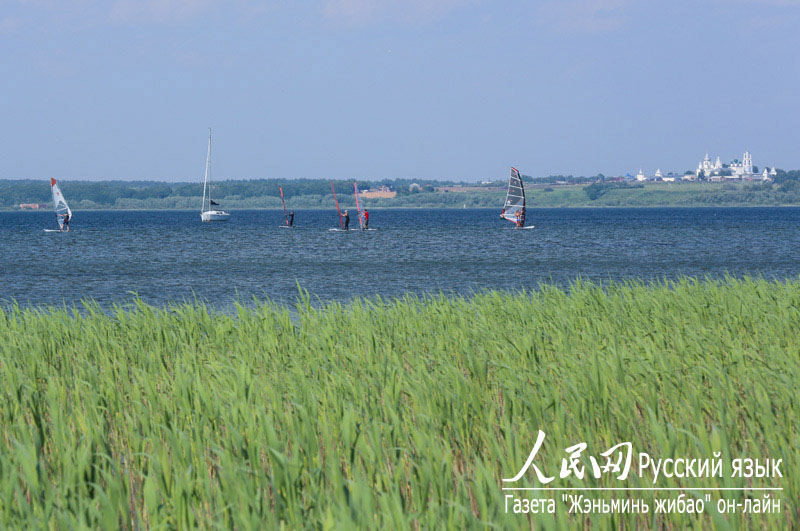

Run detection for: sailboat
[[200, 128, 230, 222], [501, 167, 532, 229], [46, 178, 73, 232]]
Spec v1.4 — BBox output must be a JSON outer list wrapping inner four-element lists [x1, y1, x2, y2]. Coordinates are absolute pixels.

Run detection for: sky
[[1, 0, 799, 181]]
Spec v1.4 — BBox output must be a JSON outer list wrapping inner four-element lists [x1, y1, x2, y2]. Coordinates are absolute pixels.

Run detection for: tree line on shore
[[0, 178, 472, 209], [3, 170, 800, 209]]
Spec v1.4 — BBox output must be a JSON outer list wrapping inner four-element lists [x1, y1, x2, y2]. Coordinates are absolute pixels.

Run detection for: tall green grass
[[0, 278, 797, 528]]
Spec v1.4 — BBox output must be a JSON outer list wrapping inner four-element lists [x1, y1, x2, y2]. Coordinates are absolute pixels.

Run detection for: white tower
[[697, 153, 712, 175], [742, 151, 753, 174]]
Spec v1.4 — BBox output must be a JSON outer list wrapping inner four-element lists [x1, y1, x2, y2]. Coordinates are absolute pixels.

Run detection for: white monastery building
[[630, 150, 776, 182], [691, 150, 775, 181]]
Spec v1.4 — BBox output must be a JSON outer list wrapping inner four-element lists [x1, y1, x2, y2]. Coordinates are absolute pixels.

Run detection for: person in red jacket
[[363, 209, 370, 229]]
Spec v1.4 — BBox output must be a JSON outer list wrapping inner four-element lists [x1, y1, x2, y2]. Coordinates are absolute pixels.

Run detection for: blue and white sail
[[501, 167, 526, 227], [50, 178, 72, 229]]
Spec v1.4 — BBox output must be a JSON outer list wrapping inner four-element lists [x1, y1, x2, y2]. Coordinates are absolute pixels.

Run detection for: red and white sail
[[354, 181, 365, 229], [50, 178, 72, 229], [331, 182, 343, 229]]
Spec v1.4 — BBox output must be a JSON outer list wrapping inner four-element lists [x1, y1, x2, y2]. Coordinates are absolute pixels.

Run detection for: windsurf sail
[[279, 186, 289, 226], [353, 181, 365, 229], [501, 167, 526, 227], [50, 178, 72, 229], [331, 182, 343, 229]]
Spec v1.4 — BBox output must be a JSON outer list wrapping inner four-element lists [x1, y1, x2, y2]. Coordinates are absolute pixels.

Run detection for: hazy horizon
[[3, 0, 799, 182]]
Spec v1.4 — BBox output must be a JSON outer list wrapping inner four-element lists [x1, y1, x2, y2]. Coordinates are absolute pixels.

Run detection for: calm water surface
[[1, 208, 798, 308]]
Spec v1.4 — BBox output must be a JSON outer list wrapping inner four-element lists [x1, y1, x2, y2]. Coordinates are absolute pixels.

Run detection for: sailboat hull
[[201, 210, 230, 222]]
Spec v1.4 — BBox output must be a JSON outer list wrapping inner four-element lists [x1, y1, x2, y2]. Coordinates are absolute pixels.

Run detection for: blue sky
[[2, 0, 799, 181]]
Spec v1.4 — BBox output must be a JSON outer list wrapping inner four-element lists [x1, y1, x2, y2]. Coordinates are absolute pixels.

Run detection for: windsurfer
[[363, 209, 369, 229], [288, 211, 294, 227], [501, 167, 527, 229], [343, 210, 350, 231], [61, 212, 71, 232]]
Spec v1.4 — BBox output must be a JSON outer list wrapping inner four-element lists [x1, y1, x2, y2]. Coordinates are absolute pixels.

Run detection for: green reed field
[[0, 278, 797, 528]]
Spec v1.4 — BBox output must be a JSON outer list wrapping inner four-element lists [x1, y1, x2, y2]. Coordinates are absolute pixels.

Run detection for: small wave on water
[[2, 207, 799, 309]]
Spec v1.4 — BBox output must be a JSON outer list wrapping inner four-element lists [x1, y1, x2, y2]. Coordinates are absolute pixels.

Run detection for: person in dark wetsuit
[[363, 209, 369, 229], [288, 210, 294, 227], [343, 210, 350, 231], [61, 212, 71, 232]]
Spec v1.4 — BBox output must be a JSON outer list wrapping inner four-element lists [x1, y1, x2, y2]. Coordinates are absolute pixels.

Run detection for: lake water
[[2, 208, 799, 309]]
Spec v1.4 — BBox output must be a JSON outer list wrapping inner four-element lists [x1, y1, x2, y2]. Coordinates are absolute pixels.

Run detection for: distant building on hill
[[690, 150, 772, 180], [729, 151, 754, 177], [434, 185, 503, 193], [19, 203, 48, 210], [360, 186, 397, 199], [697, 153, 724, 176]]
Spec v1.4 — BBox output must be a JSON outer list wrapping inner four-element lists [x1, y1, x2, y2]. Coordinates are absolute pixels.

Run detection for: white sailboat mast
[[202, 128, 211, 213]]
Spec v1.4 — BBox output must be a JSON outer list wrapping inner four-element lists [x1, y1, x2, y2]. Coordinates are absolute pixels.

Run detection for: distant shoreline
[[6, 204, 800, 213], [5, 179, 800, 210]]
